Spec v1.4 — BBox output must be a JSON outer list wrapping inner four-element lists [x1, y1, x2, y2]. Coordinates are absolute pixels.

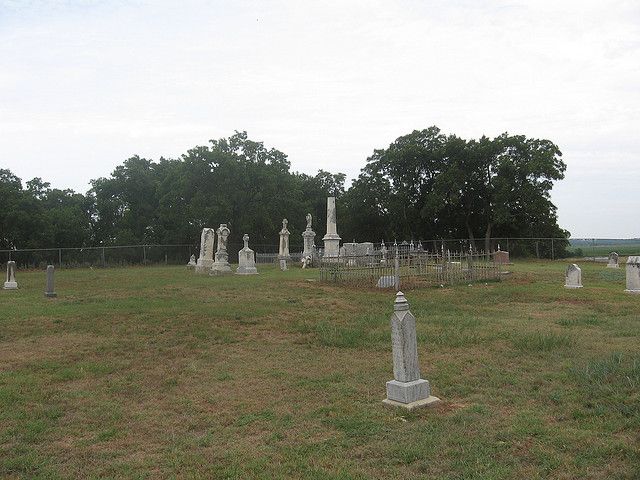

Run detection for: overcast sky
[[1, 0, 639, 238]]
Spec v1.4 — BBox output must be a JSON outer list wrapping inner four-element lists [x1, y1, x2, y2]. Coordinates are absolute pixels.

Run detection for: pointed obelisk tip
[[394, 291, 409, 311]]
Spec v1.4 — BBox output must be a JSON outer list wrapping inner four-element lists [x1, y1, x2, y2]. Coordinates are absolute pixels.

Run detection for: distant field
[[567, 240, 640, 257], [1, 261, 639, 479]]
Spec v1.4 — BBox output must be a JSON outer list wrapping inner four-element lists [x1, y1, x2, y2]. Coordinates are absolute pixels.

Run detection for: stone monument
[[236, 234, 258, 275], [564, 264, 583, 289], [210, 223, 232, 275], [186, 254, 197, 270], [195, 227, 216, 274], [383, 292, 440, 410], [45, 265, 57, 298], [278, 218, 291, 262], [607, 252, 620, 268], [3, 261, 18, 290], [322, 196, 341, 260], [624, 256, 640, 294], [302, 213, 316, 261]]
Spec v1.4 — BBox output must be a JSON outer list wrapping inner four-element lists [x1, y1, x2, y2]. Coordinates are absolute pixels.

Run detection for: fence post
[[394, 247, 400, 291], [102, 247, 105, 267], [551, 238, 555, 260], [143, 245, 147, 265], [59, 248, 62, 268]]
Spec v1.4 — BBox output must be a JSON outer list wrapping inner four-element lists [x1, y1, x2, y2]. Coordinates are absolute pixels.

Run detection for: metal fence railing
[[319, 248, 501, 289]]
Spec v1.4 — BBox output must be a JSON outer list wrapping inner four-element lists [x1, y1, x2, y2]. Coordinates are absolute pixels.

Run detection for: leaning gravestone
[[564, 264, 583, 289], [382, 292, 441, 410], [45, 265, 57, 298], [624, 256, 640, 294], [210, 224, 232, 275], [3, 261, 18, 290], [236, 234, 258, 275], [607, 252, 620, 268]]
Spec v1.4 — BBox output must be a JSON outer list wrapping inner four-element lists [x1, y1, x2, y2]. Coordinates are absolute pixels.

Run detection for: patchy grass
[[0, 261, 639, 478]]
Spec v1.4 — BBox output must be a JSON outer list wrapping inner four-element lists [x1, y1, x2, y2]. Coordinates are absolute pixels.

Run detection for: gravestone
[[607, 252, 620, 268], [186, 254, 197, 270], [624, 256, 640, 294], [236, 234, 258, 275], [210, 224, 232, 275], [493, 246, 512, 265], [380, 240, 388, 266], [279, 259, 288, 271], [278, 218, 291, 262], [301, 255, 311, 268], [383, 292, 441, 410], [302, 213, 316, 260], [376, 275, 395, 288], [322, 196, 341, 260], [45, 265, 57, 298], [195, 227, 216, 274], [3, 261, 18, 290], [564, 264, 583, 289]]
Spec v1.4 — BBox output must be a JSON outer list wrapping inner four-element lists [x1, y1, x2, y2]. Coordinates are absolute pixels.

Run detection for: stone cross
[[383, 292, 440, 410], [564, 264, 583, 289], [278, 218, 291, 261], [3, 261, 18, 290], [624, 256, 640, 294], [45, 265, 58, 298]]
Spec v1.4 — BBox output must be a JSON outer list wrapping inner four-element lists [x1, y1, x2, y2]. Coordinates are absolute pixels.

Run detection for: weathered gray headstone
[[210, 224, 232, 275], [186, 254, 197, 270], [45, 265, 57, 298], [624, 256, 640, 294], [278, 218, 291, 261], [302, 213, 316, 260], [383, 292, 441, 410], [279, 259, 288, 271], [3, 261, 18, 290], [322, 196, 341, 260], [607, 252, 620, 268], [195, 227, 216, 274], [564, 264, 583, 289], [236, 234, 258, 275]]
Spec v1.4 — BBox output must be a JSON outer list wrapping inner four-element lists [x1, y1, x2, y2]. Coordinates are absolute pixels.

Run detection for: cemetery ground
[[1, 260, 639, 479]]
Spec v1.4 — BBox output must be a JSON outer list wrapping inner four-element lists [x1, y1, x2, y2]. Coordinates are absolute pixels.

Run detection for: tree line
[[0, 128, 569, 257]]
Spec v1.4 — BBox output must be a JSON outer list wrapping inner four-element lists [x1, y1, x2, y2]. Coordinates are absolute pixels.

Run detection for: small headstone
[[383, 292, 441, 410], [607, 252, 620, 268], [493, 249, 512, 265], [301, 255, 311, 268], [279, 259, 288, 271], [236, 234, 258, 275], [3, 261, 18, 290], [564, 264, 583, 289], [186, 254, 197, 270], [624, 256, 640, 294], [45, 265, 57, 298]]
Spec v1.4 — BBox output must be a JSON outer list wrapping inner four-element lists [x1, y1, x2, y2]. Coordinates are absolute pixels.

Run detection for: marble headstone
[[383, 292, 441, 410], [3, 261, 18, 290], [45, 265, 57, 298], [302, 213, 316, 260], [236, 234, 258, 275], [211, 224, 232, 275], [624, 256, 640, 294], [186, 254, 197, 270], [322, 196, 341, 259], [607, 252, 620, 268], [278, 218, 291, 261], [564, 264, 583, 289], [195, 227, 216, 274]]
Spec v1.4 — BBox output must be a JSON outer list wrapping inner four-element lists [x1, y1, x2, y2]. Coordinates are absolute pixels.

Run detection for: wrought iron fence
[[319, 247, 501, 289]]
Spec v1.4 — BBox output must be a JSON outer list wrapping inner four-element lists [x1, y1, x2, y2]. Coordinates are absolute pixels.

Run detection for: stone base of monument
[[210, 264, 232, 275], [624, 289, 640, 294], [607, 264, 620, 268], [44, 291, 58, 298], [564, 284, 583, 289], [383, 379, 441, 410], [235, 267, 258, 275], [3, 281, 18, 290], [195, 259, 214, 274]]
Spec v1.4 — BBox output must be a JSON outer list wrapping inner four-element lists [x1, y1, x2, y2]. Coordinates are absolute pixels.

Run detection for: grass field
[[1, 260, 639, 479]]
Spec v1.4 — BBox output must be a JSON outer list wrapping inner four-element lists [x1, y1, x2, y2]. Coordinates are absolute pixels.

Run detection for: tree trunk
[[465, 215, 476, 251], [484, 221, 494, 253]]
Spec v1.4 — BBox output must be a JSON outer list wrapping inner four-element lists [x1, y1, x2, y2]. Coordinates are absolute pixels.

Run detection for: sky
[[1, 0, 639, 238]]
